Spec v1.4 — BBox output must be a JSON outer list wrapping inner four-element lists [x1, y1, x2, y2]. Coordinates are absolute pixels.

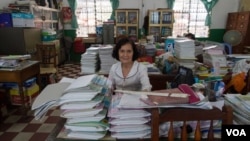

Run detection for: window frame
[[172, 0, 209, 38], [75, 0, 112, 37]]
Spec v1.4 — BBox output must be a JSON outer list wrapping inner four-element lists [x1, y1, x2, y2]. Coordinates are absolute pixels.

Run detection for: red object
[[137, 56, 153, 63], [73, 37, 86, 53], [178, 84, 200, 104]]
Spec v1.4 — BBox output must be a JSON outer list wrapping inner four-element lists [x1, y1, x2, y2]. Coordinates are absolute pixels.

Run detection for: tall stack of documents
[[98, 45, 117, 74], [80, 47, 100, 74], [59, 74, 111, 140], [224, 94, 250, 124], [108, 93, 152, 139], [32, 74, 112, 140], [174, 39, 195, 59], [174, 39, 196, 69]]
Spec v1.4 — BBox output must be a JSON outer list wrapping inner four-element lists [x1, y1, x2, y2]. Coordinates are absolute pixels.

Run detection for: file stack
[[80, 47, 100, 74], [98, 45, 117, 74], [32, 74, 112, 140], [224, 94, 250, 124], [174, 39, 196, 69], [58, 74, 111, 140], [145, 43, 156, 57], [108, 93, 152, 139]]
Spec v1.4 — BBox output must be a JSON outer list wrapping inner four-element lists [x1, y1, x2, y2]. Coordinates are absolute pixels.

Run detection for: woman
[[108, 37, 152, 92]]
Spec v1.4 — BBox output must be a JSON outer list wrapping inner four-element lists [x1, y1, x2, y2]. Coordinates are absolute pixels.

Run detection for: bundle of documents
[[108, 93, 152, 139], [80, 47, 100, 74], [58, 74, 111, 140], [98, 45, 117, 74], [32, 74, 112, 140], [114, 89, 212, 109], [174, 39, 195, 59], [172, 57, 196, 69], [224, 94, 250, 124]]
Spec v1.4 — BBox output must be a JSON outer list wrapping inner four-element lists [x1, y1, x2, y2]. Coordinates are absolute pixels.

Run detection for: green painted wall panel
[[197, 29, 226, 43]]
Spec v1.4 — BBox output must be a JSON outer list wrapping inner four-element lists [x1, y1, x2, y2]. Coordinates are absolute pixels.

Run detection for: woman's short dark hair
[[185, 33, 195, 40], [112, 37, 139, 61]]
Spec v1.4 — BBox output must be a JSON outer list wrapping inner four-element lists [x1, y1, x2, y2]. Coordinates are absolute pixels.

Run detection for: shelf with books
[[115, 9, 139, 40], [148, 9, 174, 38]]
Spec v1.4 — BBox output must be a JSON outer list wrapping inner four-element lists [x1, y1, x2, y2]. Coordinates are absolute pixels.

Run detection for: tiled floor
[[0, 63, 81, 141]]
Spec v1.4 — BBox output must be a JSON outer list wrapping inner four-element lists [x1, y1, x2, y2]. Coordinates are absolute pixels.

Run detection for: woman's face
[[118, 43, 133, 64]]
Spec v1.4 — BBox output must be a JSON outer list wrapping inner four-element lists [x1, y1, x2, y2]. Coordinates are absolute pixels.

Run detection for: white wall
[[0, 0, 15, 9], [0, 0, 240, 29], [211, 0, 239, 29]]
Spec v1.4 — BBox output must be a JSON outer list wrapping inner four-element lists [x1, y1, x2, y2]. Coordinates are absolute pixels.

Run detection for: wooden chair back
[[36, 43, 58, 89], [36, 43, 57, 68], [150, 105, 233, 141]]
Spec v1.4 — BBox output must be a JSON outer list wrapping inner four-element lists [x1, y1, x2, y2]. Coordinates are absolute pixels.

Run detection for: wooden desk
[[0, 61, 40, 115]]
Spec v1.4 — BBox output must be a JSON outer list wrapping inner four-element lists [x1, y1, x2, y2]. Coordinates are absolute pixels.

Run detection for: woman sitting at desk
[[108, 37, 152, 92]]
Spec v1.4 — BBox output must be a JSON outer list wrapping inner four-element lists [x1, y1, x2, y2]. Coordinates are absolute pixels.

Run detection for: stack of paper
[[58, 74, 112, 140], [172, 57, 197, 69], [108, 93, 152, 139], [80, 47, 100, 74], [174, 39, 195, 59], [224, 94, 250, 124], [98, 45, 117, 74], [145, 43, 156, 57], [32, 74, 112, 140]]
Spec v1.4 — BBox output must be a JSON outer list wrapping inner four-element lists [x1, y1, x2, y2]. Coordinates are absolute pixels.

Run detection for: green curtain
[[67, 0, 78, 28], [200, 0, 219, 27], [110, 0, 119, 20], [166, 0, 175, 9]]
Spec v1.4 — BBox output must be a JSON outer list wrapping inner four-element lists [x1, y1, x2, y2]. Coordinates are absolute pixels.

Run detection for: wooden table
[[0, 61, 40, 115]]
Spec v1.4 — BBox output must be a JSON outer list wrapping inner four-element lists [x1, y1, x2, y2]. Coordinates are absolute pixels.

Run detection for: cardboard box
[[11, 13, 35, 27], [12, 13, 25, 27], [9, 84, 39, 105], [23, 13, 35, 27]]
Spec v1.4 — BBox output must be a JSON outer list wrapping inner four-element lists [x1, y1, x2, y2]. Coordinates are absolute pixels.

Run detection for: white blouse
[[108, 61, 152, 91]]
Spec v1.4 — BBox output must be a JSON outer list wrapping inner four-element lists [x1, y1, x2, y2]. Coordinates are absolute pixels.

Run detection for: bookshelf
[[115, 9, 139, 41], [148, 9, 174, 38]]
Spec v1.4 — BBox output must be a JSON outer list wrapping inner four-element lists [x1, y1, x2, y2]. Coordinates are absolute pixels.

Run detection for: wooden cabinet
[[115, 9, 139, 40], [226, 11, 250, 53], [148, 9, 174, 39]]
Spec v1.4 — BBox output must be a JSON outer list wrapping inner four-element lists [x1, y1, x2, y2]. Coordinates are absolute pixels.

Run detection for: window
[[76, 0, 112, 37], [173, 0, 209, 38]]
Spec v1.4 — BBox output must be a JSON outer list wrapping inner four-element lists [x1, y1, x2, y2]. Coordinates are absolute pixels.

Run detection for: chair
[[36, 43, 58, 89], [223, 43, 232, 54], [150, 105, 233, 141]]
